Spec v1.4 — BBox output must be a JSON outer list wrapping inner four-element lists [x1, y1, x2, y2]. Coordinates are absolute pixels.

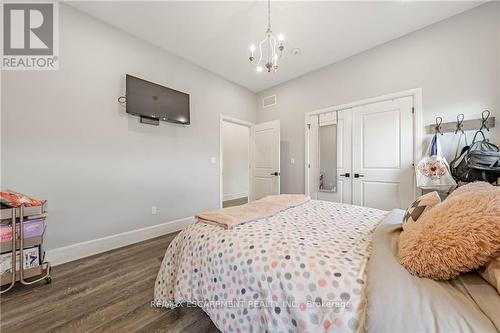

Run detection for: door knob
[[270, 172, 280, 176], [354, 173, 365, 178], [340, 173, 350, 178]]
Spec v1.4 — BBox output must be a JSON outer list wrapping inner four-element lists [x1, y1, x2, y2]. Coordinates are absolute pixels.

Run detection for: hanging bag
[[464, 131, 500, 183], [416, 134, 457, 191], [451, 130, 500, 182], [450, 131, 469, 181]]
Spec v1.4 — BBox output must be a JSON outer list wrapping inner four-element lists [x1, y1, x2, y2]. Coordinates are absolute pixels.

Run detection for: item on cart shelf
[[0, 219, 45, 242], [0, 190, 43, 208], [0, 246, 40, 275]]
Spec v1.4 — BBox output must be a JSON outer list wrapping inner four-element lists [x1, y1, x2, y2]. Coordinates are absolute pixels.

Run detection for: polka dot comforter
[[154, 200, 387, 333]]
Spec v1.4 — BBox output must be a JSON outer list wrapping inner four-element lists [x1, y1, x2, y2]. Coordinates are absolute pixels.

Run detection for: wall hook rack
[[435, 117, 443, 135], [426, 111, 495, 134], [480, 110, 491, 132], [455, 113, 465, 134]]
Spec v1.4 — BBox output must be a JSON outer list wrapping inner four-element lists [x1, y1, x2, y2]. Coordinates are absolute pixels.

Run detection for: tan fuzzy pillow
[[448, 181, 494, 199], [398, 187, 500, 280]]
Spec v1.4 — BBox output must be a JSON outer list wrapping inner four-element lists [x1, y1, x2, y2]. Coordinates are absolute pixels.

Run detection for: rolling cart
[[0, 203, 51, 294]]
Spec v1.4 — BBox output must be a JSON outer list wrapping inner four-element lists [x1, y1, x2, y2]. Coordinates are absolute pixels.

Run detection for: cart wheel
[[46, 277, 52, 284]]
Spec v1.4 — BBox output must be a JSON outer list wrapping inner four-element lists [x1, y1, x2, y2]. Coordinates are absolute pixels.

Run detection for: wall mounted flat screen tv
[[126, 75, 190, 125]]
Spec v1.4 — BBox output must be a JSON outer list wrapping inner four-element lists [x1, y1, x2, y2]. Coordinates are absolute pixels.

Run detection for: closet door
[[351, 97, 414, 210]]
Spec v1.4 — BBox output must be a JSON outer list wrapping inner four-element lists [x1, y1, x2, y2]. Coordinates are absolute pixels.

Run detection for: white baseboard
[[46, 216, 195, 266], [223, 191, 248, 201]]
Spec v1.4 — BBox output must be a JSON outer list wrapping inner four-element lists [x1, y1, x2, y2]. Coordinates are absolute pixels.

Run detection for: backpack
[[451, 131, 500, 183]]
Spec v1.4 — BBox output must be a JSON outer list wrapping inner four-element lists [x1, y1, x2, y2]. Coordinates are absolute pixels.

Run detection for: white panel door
[[351, 96, 414, 210], [251, 120, 280, 200], [334, 110, 352, 204]]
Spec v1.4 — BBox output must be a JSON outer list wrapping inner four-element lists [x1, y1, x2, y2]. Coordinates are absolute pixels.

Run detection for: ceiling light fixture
[[249, 0, 284, 73]]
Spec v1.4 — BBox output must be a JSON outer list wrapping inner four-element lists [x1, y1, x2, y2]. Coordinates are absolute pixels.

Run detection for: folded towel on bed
[[196, 194, 310, 228]]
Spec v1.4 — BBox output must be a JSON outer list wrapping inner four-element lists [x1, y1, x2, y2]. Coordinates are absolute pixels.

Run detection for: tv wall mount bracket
[[117, 95, 160, 126]]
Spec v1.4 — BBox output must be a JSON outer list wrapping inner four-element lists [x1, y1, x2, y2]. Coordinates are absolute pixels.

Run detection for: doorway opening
[[220, 116, 252, 208]]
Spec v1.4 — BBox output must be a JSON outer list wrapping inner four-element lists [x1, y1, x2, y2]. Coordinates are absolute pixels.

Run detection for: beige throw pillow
[[402, 191, 441, 230], [480, 257, 500, 294]]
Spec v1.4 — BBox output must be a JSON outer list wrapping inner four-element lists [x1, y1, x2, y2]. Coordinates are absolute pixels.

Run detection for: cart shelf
[[0, 263, 50, 285], [0, 202, 52, 293], [0, 202, 46, 221]]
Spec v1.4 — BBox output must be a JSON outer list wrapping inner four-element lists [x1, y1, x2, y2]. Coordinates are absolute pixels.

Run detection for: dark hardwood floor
[[0, 233, 219, 333]]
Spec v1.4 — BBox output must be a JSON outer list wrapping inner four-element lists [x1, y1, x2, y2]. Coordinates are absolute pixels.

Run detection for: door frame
[[220, 115, 253, 208], [304, 88, 423, 200]]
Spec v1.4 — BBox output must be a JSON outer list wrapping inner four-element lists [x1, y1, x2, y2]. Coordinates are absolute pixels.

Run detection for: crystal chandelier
[[249, 0, 284, 73]]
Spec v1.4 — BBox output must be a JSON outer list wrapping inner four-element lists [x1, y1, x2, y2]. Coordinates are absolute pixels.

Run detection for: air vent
[[262, 95, 277, 108]]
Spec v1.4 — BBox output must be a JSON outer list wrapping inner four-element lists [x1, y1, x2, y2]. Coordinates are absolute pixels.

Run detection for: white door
[[351, 96, 414, 210], [251, 120, 280, 200], [324, 109, 352, 204]]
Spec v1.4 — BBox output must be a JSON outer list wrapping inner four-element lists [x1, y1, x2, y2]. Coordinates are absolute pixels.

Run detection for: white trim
[[220, 114, 253, 208], [219, 115, 253, 127], [304, 120, 311, 197], [223, 191, 249, 201], [305, 88, 423, 200], [46, 216, 195, 266], [307, 88, 422, 117]]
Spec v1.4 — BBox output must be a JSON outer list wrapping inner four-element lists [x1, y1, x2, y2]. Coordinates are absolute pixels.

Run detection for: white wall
[[1, 4, 256, 250], [256, 3, 500, 194], [222, 122, 249, 201]]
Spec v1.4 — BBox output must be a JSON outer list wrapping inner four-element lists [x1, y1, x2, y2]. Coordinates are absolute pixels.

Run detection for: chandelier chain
[[267, 0, 271, 31]]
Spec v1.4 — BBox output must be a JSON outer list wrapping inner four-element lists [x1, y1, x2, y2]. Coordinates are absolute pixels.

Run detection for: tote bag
[[416, 134, 457, 191]]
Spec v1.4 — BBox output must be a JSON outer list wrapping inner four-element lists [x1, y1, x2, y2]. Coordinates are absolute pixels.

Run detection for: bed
[[154, 199, 500, 333]]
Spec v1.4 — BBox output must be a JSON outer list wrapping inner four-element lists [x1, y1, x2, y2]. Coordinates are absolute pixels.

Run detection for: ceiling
[[68, 1, 484, 92]]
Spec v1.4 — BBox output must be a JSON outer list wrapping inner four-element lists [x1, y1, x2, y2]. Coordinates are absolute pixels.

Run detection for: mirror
[[318, 112, 337, 192]]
